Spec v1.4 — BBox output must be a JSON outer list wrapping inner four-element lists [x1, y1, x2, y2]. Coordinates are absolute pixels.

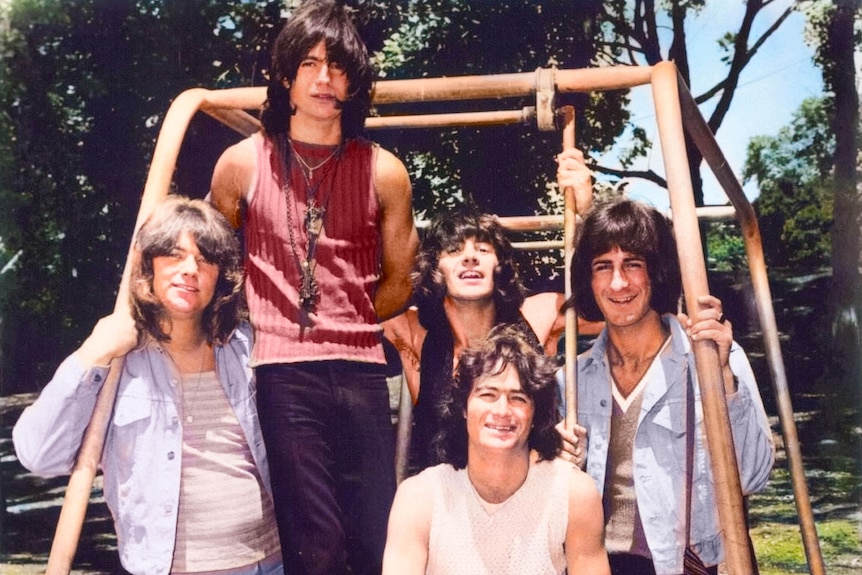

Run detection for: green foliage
[[0, 0, 284, 394], [744, 97, 834, 269], [0, 0, 810, 393], [0, 0, 606, 391], [803, 0, 862, 94], [706, 220, 747, 272]]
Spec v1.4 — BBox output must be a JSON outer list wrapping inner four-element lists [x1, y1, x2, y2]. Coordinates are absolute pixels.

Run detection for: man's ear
[[282, 77, 290, 89]]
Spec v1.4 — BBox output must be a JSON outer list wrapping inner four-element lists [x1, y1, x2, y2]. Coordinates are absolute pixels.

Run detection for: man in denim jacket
[[556, 190, 774, 575]]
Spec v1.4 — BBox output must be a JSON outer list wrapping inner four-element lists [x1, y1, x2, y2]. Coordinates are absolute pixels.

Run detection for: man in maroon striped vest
[[210, 2, 417, 574]]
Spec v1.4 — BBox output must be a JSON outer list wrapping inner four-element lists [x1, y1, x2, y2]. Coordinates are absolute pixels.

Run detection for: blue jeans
[[174, 553, 284, 575], [256, 362, 395, 575]]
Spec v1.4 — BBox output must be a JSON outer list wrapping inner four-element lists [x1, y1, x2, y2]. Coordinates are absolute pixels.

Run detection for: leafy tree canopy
[[0, 0, 806, 393], [744, 96, 834, 268]]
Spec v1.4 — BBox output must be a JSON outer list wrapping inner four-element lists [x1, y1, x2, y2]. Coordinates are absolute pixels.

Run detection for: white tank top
[[425, 457, 570, 575]]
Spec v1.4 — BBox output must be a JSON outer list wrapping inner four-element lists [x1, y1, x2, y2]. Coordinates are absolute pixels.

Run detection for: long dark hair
[[433, 325, 561, 469], [570, 199, 681, 322], [260, 0, 373, 140], [413, 206, 525, 331], [129, 196, 244, 344]]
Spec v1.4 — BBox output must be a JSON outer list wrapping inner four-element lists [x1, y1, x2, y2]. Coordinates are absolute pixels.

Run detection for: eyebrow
[[473, 383, 527, 394], [592, 254, 645, 264]]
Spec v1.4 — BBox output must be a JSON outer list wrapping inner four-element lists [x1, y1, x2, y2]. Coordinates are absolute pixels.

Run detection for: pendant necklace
[[282, 136, 342, 331], [169, 344, 209, 425]]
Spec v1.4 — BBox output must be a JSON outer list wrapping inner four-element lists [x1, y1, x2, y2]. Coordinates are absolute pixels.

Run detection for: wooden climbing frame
[[46, 63, 823, 575]]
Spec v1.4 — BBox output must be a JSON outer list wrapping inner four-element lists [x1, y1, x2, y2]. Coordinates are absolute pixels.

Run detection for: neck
[[161, 317, 207, 353], [289, 119, 343, 146], [443, 297, 497, 353], [606, 310, 668, 397], [467, 448, 531, 504], [606, 310, 666, 362], [162, 320, 212, 375]]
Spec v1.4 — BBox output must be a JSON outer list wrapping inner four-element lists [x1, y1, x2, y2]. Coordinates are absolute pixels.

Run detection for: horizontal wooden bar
[[367, 107, 536, 129]]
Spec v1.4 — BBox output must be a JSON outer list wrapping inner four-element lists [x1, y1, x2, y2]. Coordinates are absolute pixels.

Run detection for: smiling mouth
[[459, 270, 483, 280], [173, 283, 199, 293], [609, 294, 636, 304], [485, 423, 516, 433]]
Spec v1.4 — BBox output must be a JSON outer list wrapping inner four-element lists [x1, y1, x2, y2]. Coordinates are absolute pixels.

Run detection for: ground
[[0, 270, 859, 574]]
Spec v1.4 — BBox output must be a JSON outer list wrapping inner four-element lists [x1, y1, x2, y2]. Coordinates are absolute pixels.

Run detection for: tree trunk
[[826, 0, 861, 401]]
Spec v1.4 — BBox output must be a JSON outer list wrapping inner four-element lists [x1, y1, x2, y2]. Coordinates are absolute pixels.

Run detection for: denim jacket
[[13, 322, 271, 575], [575, 315, 774, 575]]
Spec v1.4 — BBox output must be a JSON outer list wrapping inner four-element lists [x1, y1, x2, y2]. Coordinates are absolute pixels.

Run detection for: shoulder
[[211, 136, 257, 192], [210, 136, 260, 226], [215, 136, 258, 173], [522, 293, 565, 324], [373, 144, 411, 199], [233, 321, 254, 343], [522, 292, 566, 349], [404, 464, 453, 492], [565, 464, 602, 510], [398, 468, 433, 495], [222, 321, 253, 355], [392, 467, 441, 518]]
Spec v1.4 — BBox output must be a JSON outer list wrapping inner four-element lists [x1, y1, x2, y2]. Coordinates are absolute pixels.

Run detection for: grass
[[752, 519, 861, 574], [746, 420, 862, 574]]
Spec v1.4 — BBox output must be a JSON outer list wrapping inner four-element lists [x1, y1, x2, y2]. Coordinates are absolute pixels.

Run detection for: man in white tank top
[[381, 326, 610, 575]]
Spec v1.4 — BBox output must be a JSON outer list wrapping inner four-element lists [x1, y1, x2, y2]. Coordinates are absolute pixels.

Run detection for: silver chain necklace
[[281, 136, 342, 332], [288, 136, 340, 182], [166, 344, 209, 424]]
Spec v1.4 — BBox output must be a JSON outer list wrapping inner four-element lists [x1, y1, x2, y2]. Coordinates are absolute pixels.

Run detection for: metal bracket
[[535, 67, 557, 131]]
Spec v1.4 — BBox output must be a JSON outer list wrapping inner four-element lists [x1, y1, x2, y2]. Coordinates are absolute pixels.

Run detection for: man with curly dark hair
[[383, 193, 604, 471], [382, 326, 609, 574], [382, 206, 566, 470]]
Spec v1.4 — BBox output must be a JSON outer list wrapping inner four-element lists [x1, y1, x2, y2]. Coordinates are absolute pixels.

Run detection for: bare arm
[[380, 308, 425, 403], [374, 147, 418, 321], [565, 467, 610, 574], [522, 292, 567, 356], [210, 138, 255, 229], [382, 474, 431, 575]]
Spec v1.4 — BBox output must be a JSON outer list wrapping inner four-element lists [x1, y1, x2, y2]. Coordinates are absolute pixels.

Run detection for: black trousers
[[256, 362, 396, 575], [609, 553, 719, 575]]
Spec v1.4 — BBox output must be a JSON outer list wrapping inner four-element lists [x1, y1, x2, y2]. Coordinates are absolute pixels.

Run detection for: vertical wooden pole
[[560, 106, 579, 427], [651, 61, 754, 575], [676, 75, 826, 575], [394, 376, 412, 484]]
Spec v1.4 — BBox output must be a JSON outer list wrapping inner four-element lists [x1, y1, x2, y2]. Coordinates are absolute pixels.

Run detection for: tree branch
[[593, 164, 668, 189], [696, 4, 794, 106], [707, 1, 793, 133], [744, 5, 795, 68]]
